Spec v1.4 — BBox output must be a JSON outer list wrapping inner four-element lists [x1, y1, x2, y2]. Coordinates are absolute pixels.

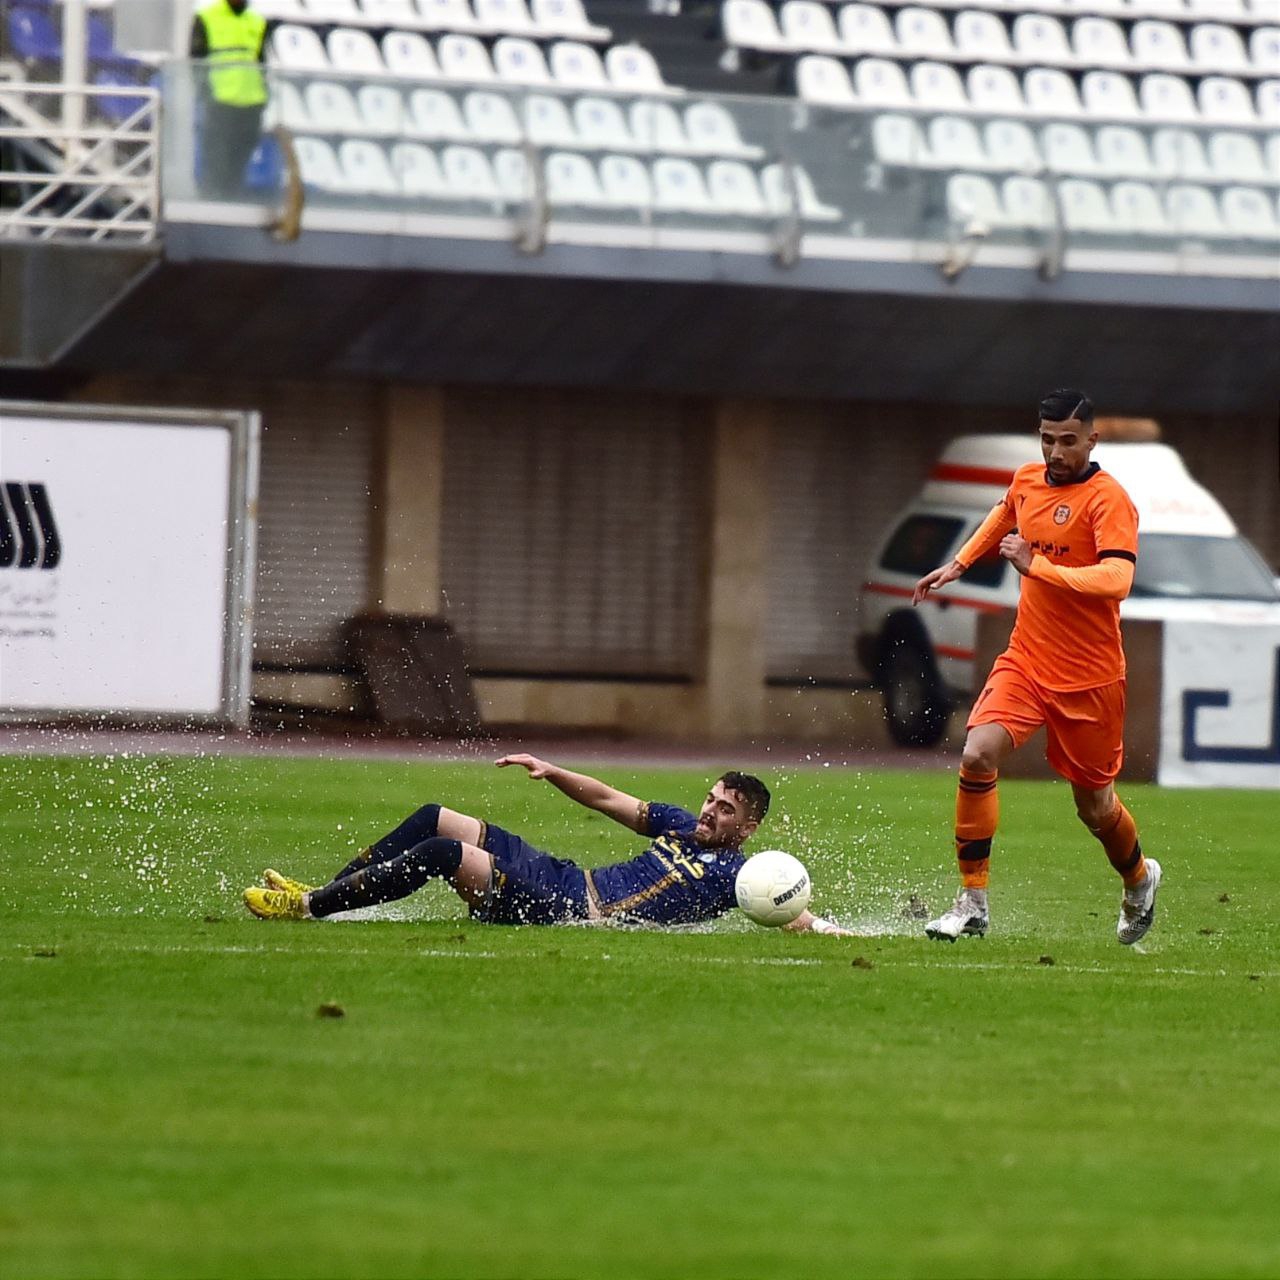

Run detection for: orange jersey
[[956, 462, 1139, 692]]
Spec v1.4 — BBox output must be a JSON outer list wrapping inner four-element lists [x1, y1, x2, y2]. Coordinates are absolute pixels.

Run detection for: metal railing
[[0, 80, 160, 243]]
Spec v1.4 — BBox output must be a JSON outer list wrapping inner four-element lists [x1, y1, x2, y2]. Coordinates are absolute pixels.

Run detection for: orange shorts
[[968, 651, 1126, 790]]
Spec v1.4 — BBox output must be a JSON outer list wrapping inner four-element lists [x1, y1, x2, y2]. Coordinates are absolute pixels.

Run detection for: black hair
[[719, 771, 770, 823], [1039, 389, 1094, 426]]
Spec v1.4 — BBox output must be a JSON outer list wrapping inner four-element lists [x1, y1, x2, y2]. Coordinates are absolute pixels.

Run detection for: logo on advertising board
[[0, 481, 61, 642]]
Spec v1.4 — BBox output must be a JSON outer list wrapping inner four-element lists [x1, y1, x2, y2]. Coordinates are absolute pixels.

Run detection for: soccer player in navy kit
[[243, 755, 848, 935]]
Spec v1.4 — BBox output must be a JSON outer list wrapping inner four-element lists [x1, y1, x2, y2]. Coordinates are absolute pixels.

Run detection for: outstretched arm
[[913, 502, 1016, 605], [496, 754, 646, 833], [784, 909, 854, 937]]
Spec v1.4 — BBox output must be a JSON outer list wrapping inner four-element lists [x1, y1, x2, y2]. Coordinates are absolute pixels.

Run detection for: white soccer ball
[[734, 850, 812, 927]]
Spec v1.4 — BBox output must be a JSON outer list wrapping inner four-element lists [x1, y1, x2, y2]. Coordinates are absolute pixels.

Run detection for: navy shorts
[[470, 822, 589, 926]]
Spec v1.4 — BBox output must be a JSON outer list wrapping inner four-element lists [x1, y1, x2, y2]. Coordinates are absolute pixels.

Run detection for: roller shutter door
[[252, 384, 379, 667], [441, 389, 702, 677]]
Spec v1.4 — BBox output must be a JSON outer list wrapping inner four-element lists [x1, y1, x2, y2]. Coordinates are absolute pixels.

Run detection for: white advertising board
[[1159, 619, 1280, 789], [0, 403, 258, 723]]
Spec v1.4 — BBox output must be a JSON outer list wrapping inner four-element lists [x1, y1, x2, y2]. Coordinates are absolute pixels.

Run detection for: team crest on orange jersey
[[1053, 504, 1071, 525]]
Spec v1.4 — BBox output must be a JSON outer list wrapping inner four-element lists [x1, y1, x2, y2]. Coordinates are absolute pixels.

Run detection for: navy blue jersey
[[586, 802, 746, 925]]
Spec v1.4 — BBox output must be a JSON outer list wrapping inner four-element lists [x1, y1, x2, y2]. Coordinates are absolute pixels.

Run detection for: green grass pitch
[[2, 752, 1278, 1279]]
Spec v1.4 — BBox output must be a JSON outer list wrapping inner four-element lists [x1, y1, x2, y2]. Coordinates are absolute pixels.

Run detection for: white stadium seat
[[417, 0, 483, 32], [1130, 20, 1190, 69], [1266, 134, 1280, 179], [653, 157, 716, 212], [606, 45, 669, 93], [571, 96, 630, 150], [493, 36, 552, 83], [1082, 70, 1143, 118], [838, 4, 898, 55], [392, 141, 447, 196], [1166, 182, 1228, 234], [474, 0, 539, 35], [929, 115, 988, 169], [761, 162, 842, 220], [1110, 180, 1170, 233], [1140, 73, 1200, 120], [796, 55, 857, 105], [706, 160, 770, 216], [967, 64, 1026, 113], [1025, 67, 1083, 115], [271, 24, 330, 71], [265, 80, 310, 131], [293, 136, 347, 190], [357, 85, 405, 135], [361, 0, 417, 23], [873, 114, 926, 165], [947, 173, 1003, 225], [326, 27, 386, 74], [254, 0, 305, 17], [630, 100, 696, 153], [493, 148, 532, 201], [304, 81, 358, 132], [684, 101, 764, 158], [855, 57, 913, 107], [339, 139, 399, 194], [525, 94, 579, 147], [1188, 0, 1247, 15], [1208, 131, 1269, 181], [441, 144, 500, 199], [1013, 14, 1073, 65], [1002, 175, 1054, 227], [532, 0, 610, 42], [954, 11, 1014, 63], [1250, 28, 1280, 73], [896, 7, 956, 57], [911, 61, 969, 109], [723, 0, 789, 52], [1042, 121, 1099, 173], [545, 150, 610, 206], [1095, 124, 1156, 176], [407, 88, 469, 140], [1199, 76, 1257, 122], [463, 89, 523, 142], [438, 33, 496, 81], [1220, 185, 1280, 236], [780, 1, 848, 53], [382, 31, 442, 78], [985, 119, 1041, 172], [1152, 126, 1214, 177], [1073, 17, 1130, 68], [304, 0, 360, 19], [1189, 23, 1250, 72], [551, 40, 609, 88], [1059, 178, 1116, 230], [599, 153, 654, 207], [1259, 80, 1280, 123]]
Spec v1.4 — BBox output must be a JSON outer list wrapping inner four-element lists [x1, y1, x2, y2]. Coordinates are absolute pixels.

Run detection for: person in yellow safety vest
[[189, 0, 272, 198]]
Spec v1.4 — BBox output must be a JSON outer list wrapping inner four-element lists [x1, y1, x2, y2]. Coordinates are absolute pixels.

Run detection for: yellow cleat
[[263, 868, 317, 895], [243, 885, 309, 920]]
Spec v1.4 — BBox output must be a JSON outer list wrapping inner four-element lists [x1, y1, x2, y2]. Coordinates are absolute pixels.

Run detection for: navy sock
[[332, 803, 442, 882], [309, 837, 463, 919]]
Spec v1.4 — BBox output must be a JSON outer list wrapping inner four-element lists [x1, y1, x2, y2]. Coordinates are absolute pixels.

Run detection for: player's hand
[[999, 534, 1033, 576], [495, 753, 554, 779], [912, 559, 964, 605]]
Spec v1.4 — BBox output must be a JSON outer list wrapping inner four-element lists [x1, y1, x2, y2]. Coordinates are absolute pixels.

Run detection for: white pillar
[[61, 0, 88, 164]]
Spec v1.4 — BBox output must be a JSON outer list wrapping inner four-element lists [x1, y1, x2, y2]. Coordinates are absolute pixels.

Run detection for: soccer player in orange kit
[[912, 389, 1162, 945]]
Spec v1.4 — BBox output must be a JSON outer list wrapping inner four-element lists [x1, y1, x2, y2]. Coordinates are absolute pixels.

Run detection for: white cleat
[[925, 888, 989, 942], [1117, 858, 1162, 945]]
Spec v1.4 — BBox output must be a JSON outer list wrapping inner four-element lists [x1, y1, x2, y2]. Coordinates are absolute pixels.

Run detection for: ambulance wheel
[[879, 622, 950, 748]]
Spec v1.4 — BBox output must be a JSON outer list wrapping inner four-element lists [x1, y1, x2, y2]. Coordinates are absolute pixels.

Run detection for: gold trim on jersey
[[592, 870, 683, 917]]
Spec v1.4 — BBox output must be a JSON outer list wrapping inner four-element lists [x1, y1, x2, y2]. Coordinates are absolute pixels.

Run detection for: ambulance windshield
[[1132, 534, 1280, 602]]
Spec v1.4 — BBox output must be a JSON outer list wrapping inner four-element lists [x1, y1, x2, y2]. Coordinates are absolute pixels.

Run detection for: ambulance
[[857, 433, 1280, 747]]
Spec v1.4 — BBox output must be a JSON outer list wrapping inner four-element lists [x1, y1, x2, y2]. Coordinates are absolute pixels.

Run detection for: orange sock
[[1093, 799, 1147, 888], [955, 765, 998, 890]]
